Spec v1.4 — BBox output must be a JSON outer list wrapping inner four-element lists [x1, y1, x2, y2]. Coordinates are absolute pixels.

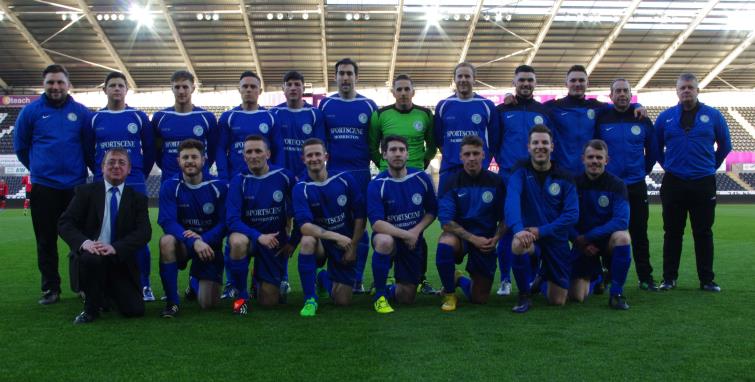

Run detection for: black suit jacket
[[58, 182, 151, 284]]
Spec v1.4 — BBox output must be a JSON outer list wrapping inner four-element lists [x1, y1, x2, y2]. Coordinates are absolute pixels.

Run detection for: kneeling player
[[158, 139, 227, 317], [506, 124, 578, 312], [226, 135, 295, 314], [293, 138, 366, 317], [368, 136, 437, 313], [569, 140, 631, 309], [435, 135, 505, 312]]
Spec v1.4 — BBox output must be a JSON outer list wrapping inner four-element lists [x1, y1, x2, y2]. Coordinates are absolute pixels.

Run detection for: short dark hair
[[171, 70, 195, 83], [392, 73, 413, 86], [610, 78, 630, 92], [42, 64, 69, 79], [103, 148, 131, 165], [528, 124, 553, 140], [178, 139, 205, 154], [380, 135, 408, 153], [583, 139, 608, 154], [239, 71, 261, 82], [302, 137, 326, 152], [454, 62, 476, 77], [283, 71, 304, 84], [104, 71, 127, 87], [335, 58, 359, 76], [566, 65, 587, 77], [460, 135, 484, 148], [678, 72, 698, 83], [515, 65, 535, 75], [244, 134, 269, 150]]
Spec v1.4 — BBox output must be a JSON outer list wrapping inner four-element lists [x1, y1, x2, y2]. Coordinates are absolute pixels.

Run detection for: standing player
[[505, 125, 578, 313], [152, 70, 218, 181], [569, 140, 632, 310], [273, 71, 325, 178], [22, 174, 32, 216], [216, 71, 279, 181], [368, 135, 437, 313], [494, 64, 553, 297], [87, 71, 156, 301], [14, 64, 92, 305], [226, 135, 295, 313], [367, 73, 437, 294], [595, 78, 659, 291], [435, 135, 505, 312], [319, 58, 377, 293], [434, 62, 499, 192], [157, 139, 227, 317], [655, 73, 731, 292], [293, 138, 366, 317]]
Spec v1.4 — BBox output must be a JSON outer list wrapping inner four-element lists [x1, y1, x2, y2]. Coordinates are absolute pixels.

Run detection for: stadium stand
[[740, 173, 755, 189]]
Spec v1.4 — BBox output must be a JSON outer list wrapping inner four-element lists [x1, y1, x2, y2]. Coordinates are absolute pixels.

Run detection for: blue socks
[[298, 254, 317, 300], [436, 243, 456, 293], [610, 245, 632, 296], [497, 233, 513, 283], [223, 245, 233, 286], [512, 253, 532, 294], [159, 262, 179, 305], [457, 275, 472, 300], [355, 232, 369, 283], [386, 284, 396, 301], [229, 257, 250, 299], [371, 251, 392, 299], [316, 268, 333, 297], [136, 245, 151, 288]]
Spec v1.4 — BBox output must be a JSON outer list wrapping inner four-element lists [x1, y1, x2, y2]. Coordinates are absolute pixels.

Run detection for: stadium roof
[[1, 0, 755, 93]]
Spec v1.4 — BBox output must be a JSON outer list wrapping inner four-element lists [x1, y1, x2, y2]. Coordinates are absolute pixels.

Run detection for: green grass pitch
[[0, 205, 753, 380]]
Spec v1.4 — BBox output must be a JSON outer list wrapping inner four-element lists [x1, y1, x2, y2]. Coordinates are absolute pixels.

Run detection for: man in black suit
[[59, 148, 151, 324]]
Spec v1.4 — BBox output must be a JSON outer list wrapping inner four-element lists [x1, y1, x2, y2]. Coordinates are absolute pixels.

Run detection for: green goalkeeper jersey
[[369, 104, 437, 171]]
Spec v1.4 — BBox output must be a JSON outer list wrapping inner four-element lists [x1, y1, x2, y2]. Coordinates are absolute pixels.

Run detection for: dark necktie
[[109, 187, 119, 243]]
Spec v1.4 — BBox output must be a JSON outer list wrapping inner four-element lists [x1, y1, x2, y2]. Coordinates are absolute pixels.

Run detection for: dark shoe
[[184, 286, 197, 301], [38, 290, 60, 305], [73, 311, 97, 324], [512, 294, 532, 314], [700, 282, 721, 292], [659, 279, 677, 291], [638, 279, 659, 292], [419, 279, 439, 295], [160, 303, 179, 318], [609, 294, 630, 310], [529, 275, 543, 294]]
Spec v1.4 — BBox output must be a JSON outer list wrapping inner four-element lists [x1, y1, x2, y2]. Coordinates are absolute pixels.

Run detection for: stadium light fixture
[[354, 13, 360, 20], [464, 13, 471, 21], [196, 13, 203, 20], [129, 4, 153, 27], [102, 13, 109, 21], [423, 6, 442, 27], [110, 13, 117, 21], [266, 13, 273, 20], [0, 12, 4, 22], [212, 13, 219, 21], [302, 12, 309, 20], [118, 14, 125, 21], [204, 13, 211, 20], [494, 12, 502, 22], [276, 12, 283, 20], [96, 13, 103, 21], [453, 13, 460, 21], [287, 13, 294, 20], [364, 13, 370, 20], [345, 13, 353, 21]]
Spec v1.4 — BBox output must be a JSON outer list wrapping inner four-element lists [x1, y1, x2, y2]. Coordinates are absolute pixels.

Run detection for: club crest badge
[[337, 194, 347, 207], [549, 183, 561, 196], [127, 123, 138, 134]]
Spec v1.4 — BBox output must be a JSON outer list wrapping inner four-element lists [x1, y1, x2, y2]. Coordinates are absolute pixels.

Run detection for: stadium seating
[[740, 173, 755, 189]]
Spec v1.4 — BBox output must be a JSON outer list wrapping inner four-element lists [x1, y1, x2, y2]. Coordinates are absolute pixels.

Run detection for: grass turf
[[0, 205, 753, 381]]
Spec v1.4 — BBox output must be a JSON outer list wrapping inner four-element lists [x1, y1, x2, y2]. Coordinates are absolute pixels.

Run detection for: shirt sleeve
[[215, 112, 231, 180], [714, 110, 732, 169], [437, 187, 457, 227], [504, 168, 525, 233], [157, 180, 192, 245], [204, 112, 219, 171], [433, 100, 444, 151], [423, 109, 438, 166], [151, 112, 164, 170], [349, 175, 366, 220], [654, 113, 666, 168], [368, 110, 382, 168], [139, 111, 156, 178], [293, 183, 314, 227], [226, 175, 262, 243], [366, 179, 384, 226], [199, 182, 227, 247], [13, 104, 34, 169], [422, 172, 438, 217], [643, 117, 659, 175]]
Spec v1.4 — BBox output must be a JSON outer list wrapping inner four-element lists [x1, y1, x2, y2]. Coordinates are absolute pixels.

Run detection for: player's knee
[[300, 236, 317, 254], [372, 234, 394, 253], [395, 284, 416, 304], [159, 234, 177, 253], [511, 238, 527, 255], [438, 233, 459, 248], [228, 233, 249, 259], [610, 231, 631, 247]]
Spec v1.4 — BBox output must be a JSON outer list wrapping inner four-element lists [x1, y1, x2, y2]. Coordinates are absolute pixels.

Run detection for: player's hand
[[342, 247, 356, 264], [503, 93, 516, 105], [276, 243, 295, 258], [81, 240, 103, 255], [93, 243, 116, 256], [478, 237, 497, 254], [193, 239, 215, 261], [525, 227, 540, 240], [585, 244, 600, 257], [634, 106, 648, 119], [334, 234, 353, 252], [258, 233, 280, 250], [402, 229, 420, 250], [183, 230, 201, 240], [514, 230, 536, 251]]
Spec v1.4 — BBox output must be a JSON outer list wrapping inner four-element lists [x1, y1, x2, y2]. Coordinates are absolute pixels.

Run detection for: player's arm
[[135, 111, 155, 178], [151, 113, 165, 170], [433, 101, 444, 152], [423, 109, 438, 168], [214, 112, 230, 180], [654, 114, 666, 167], [13, 105, 34, 169], [486, 100, 501, 156], [368, 110, 382, 167], [714, 110, 732, 169], [538, 181, 579, 239], [204, 113, 219, 171], [157, 180, 195, 247], [58, 184, 96, 251], [81, 114, 96, 173], [293, 183, 351, 248], [226, 175, 263, 244]]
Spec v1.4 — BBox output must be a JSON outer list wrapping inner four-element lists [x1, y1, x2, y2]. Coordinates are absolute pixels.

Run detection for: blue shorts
[[178, 243, 224, 283], [251, 244, 288, 286], [461, 240, 497, 281], [571, 238, 609, 281], [393, 237, 425, 286], [537, 239, 573, 290], [322, 240, 357, 286]]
